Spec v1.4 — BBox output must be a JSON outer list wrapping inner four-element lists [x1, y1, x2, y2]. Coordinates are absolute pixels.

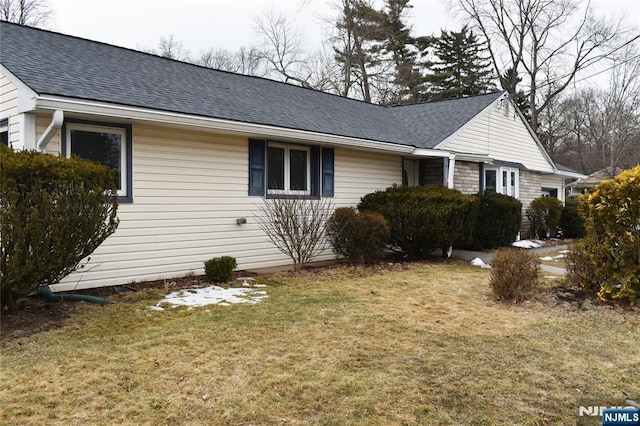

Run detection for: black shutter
[[418, 159, 426, 186], [322, 147, 334, 197], [248, 139, 266, 196], [310, 146, 320, 197]]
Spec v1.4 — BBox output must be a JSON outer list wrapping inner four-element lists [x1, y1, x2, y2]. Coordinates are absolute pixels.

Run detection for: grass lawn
[[1, 262, 638, 425], [538, 249, 570, 269]]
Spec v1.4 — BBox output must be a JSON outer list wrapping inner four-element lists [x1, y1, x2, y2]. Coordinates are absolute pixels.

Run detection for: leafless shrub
[[255, 197, 334, 272]]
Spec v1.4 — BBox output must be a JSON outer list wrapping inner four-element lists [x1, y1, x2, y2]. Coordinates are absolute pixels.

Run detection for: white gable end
[[435, 97, 555, 173]]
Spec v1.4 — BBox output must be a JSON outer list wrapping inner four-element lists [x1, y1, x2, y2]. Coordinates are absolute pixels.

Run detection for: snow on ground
[[471, 257, 492, 269], [150, 278, 268, 310], [512, 239, 544, 249]]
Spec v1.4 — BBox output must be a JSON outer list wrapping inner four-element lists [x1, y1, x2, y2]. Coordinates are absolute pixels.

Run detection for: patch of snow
[[471, 257, 492, 269], [539, 256, 554, 261], [150, 284, 268, 310], [512, 239, 543, 249]]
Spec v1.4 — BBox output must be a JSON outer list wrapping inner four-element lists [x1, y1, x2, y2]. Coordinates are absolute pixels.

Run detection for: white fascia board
[[0, 64, 38, 114], [409, 148, 492, 163], [433, 91, 508, 150], [410, 148, 451, 158], [33, 95, 415, 155], [554, 171, 587, 179]]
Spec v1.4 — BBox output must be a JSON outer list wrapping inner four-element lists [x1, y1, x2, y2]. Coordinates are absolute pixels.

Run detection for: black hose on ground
[[39, 286, 115, 305]]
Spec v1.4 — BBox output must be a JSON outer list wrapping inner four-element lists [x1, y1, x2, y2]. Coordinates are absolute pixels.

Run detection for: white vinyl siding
[[52, 124, 403, 291], [334, 147, 402, 207], [0, 73, 19, 147], [440, 100, 555, 173]]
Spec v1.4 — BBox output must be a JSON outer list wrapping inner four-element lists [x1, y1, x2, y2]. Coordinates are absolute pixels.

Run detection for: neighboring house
[[566, 166, 625, 198], [0, 22, 580, 290]]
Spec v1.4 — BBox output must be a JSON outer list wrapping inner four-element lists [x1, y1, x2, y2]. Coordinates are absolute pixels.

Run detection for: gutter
[[36, 110, 64, 152], [33, 96, 415, 155]]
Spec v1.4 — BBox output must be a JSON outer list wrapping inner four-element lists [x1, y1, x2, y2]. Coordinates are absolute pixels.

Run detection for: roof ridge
[[390, 90, 504, 108]]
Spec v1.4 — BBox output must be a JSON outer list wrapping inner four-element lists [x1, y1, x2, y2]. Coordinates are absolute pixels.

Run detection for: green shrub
[[1, 147, 119, 312], [570, 166, 640, 304], [489, 248, 541, 303], [204, 256, 237, 283], [558, 199, 585, 238], [326, 207, 390, 264], [526, 196, 563, 238], [467, 192, 522, 250], [358, 185, 478, 258]]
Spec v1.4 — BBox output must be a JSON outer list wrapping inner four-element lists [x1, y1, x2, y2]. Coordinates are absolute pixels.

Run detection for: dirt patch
[[0, 275, 203, 341]]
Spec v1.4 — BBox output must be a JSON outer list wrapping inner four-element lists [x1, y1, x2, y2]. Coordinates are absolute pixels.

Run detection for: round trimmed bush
[[358, 185, 478, 258], [326, 207, 390, 264], [204, 256, 237, 283]]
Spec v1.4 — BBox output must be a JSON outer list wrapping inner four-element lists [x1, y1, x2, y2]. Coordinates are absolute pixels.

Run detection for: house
[[566, 166, 625, 198], [0, 22, 580, 291]]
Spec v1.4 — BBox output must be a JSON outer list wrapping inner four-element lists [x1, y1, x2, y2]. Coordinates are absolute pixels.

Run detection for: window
[[484, 166, 518, 198], [63, 120, 132, 202], [248, 139, 334, 198], [0, 119, 8, 147], [267, 144, 310, 194]]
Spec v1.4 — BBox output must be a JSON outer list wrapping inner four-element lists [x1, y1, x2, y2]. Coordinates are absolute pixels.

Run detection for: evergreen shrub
[[204, 256, 237, 283], [358, 185, 478, 258], [0, 146, 119, 311], [526, 196, 562, 238], [489, 248, 541, 303], [326, 207, 390, 264], [468, 192, 522, 250], [568, 166, 640, 304], [558, 199, 585, 238]]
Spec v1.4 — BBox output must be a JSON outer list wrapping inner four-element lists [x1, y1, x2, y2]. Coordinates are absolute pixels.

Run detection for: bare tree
[[0, 0, 52, 27], [255, 197, 335, 272], [549, 46, 640, 174], [254, 10, 316, 88], [156, 34, 191, 61], [454, 0, 639, 135], [194, 46, 266, 76]]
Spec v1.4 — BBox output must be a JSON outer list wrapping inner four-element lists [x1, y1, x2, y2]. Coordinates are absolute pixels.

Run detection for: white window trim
[[267, 142, 311, 196], [65, 122, 128, 197], [485, 166, 519, 198]]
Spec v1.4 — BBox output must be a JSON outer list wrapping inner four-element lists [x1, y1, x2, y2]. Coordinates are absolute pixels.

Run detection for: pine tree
[[424, 26, 495, 101], [377, 0, 427, 104]]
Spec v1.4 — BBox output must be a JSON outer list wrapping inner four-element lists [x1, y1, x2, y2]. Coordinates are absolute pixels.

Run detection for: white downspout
[[447, 154, 456, 189], [36, 110, 64, 152]]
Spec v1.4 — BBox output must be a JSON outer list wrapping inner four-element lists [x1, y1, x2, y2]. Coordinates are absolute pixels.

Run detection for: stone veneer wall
[[453, 161, 480, 195], [452, 162, 543, 236], [518, 170, 542, 237]]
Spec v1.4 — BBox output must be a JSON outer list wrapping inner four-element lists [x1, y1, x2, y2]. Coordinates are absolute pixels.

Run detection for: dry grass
[[538, 249, 570, 268], [1, 263, 638, 425]]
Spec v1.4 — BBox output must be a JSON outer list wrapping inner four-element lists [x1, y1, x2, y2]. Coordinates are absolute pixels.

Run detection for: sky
[[46, 0, 640, 55]]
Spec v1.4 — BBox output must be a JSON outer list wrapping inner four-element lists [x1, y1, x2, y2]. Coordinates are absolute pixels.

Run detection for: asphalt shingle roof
[[1, 21, 503, 149]]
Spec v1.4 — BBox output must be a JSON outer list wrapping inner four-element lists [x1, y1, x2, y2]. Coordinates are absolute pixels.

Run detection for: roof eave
[[33, 95, 415, 154]]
